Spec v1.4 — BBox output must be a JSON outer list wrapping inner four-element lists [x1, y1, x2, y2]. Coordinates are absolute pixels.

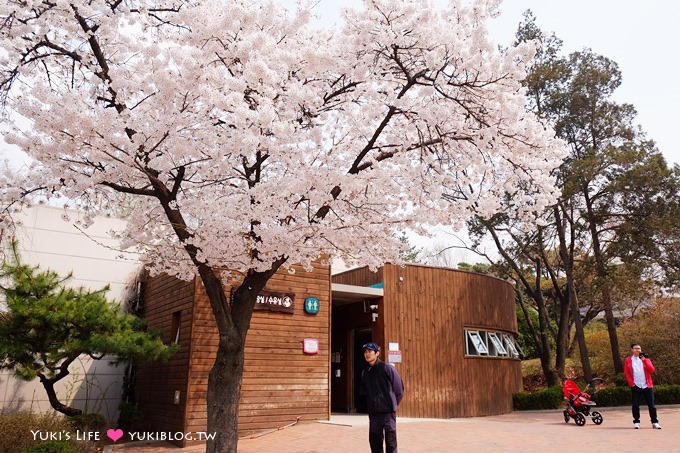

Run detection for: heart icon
[[106, 428, 124, 442]]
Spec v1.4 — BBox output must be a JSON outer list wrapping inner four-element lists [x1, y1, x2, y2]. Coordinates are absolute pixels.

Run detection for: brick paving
[[120, 405, 680, 452]]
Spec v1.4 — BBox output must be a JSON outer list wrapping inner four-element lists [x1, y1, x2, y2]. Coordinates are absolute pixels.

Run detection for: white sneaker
[[634, 423, 640, 429], [653, 422, 662, 429]]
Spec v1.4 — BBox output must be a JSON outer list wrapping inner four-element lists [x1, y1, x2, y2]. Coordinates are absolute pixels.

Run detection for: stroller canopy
[[562, 380, 581, 399]]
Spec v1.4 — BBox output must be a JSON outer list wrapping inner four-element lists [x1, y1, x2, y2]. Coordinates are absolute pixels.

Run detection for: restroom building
[[134, 263, 522, 447]]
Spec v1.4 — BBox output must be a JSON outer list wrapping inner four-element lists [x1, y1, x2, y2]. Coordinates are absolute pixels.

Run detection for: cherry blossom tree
[[0, 0, 565, 450]]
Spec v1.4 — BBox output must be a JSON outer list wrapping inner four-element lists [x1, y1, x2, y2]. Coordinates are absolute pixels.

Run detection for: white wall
[[1, 205, 142, 423]]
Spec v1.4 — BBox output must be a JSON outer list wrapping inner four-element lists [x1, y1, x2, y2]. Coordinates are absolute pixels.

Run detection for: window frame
[[465, 329, 521, 359], [466, 330, 489, 355], [488, 332, 508, 356]]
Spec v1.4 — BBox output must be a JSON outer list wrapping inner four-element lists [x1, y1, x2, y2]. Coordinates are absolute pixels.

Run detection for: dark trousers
[[631, 385, 658, 423], [368, 412, 397, 453]]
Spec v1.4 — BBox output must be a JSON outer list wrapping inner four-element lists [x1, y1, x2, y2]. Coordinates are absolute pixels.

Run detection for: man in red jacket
[[624, 343, 662, 429]]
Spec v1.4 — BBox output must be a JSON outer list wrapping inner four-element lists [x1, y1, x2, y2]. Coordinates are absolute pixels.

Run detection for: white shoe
[[634, 423, 640, 429], [653, 422, 662, 429]]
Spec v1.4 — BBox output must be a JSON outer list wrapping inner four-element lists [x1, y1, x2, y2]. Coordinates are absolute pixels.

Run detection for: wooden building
[[331, 264, 522, 418], [133, 262, 521, 447]]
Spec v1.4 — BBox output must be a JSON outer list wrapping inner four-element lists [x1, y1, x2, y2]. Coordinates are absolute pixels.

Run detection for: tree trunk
[[584, 194, 623, 373], [481, 219, 559, 386], [533, 260, 560, 387], [40, 377, 83, 417], [554, 204, 592, 381], [200, 260, 286, 453], [206, 330, 245, 453], [570, 288, 592, 381]]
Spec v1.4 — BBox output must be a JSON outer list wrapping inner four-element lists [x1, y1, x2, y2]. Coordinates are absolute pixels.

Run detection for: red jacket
[[624, 355, 655, 388]]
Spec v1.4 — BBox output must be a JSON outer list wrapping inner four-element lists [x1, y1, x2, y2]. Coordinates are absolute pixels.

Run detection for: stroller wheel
[[563, 410, 570, 423], [591, 411, 603, 425], [574, 413, 586, 426]]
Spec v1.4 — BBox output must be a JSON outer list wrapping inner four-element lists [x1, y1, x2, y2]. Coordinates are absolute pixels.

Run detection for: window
[[465, 329, 521, 359], [488, 332, 507, 356], [502, 333, 521, 359], [171, 311, 181, 344], [466, 330, 488, 355]]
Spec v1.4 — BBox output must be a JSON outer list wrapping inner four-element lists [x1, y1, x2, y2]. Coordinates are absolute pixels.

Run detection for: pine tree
[[0, 241, 175, 417]]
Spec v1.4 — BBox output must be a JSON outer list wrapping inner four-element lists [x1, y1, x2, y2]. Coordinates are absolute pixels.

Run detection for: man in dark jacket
[[361, 342, 404, 453]]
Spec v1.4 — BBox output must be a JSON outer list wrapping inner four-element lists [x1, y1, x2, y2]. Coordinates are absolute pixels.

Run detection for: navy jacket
[[362, 359, 404, 413]]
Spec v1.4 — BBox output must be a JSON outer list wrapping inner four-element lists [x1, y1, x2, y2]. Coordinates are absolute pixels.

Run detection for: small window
[[466, 330, 488, 356], [502, 333, 521, 359], [171, 311, 181, 344], [488, 332, 507, 356]]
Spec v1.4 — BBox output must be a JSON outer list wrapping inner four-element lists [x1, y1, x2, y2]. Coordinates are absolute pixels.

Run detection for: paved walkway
[[120, 406, 680, 452]]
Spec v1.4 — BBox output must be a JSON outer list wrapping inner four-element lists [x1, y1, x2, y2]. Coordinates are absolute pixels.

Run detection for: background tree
[[512, 11, 679, 377], [0, 241, 174, 417], [469, 215, 564, 386], [0, 1, 564, 450], [397, 232, 422, 263]]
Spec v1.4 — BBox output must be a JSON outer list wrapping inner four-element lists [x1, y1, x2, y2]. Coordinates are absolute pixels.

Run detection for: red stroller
[[562, 379, 604, 426]]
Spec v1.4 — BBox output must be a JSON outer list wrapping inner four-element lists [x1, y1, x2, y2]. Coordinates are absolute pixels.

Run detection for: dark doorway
[[330, 299, 376, 412], [353, 328, 372, 413]]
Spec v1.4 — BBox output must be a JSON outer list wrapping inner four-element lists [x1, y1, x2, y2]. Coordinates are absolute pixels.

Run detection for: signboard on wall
[[304, 297, 320, 314], [388, 350, 402, 363], [253, 290, 295, 314]]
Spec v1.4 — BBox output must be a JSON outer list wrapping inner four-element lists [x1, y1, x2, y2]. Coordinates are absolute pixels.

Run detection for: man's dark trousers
[[631, 385, 658, 423], [368, 412, 397, 453]]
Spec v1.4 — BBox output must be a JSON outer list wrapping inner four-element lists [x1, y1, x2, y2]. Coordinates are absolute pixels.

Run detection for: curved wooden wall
[[346, 264, 521, 418]]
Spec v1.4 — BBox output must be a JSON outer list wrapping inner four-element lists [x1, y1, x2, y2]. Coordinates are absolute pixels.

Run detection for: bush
[[655, 385, 680, 404], [612, 373, 628, 387], [70, 413, 106, 433], [23, 440, 78, 453], [0, 411, 97, 453], [591, 386, 631, 407], [591, 384, 680, 407], [117, 401, 142, 430], [513, 386, 563, 410]]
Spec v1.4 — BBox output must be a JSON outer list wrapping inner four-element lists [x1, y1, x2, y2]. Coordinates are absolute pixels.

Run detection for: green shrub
[[655, 385, 680, 404], [0, 412, 69, 453], [513, 385, 563, 410], [23, 440, 78, 453], [0, 412, 97, 453], [592, 384, 680, 406], [117, 401, 142, 430], [591, 386, 631, 407], [70, 413, 106, 433], [612, 373, 628, 387]]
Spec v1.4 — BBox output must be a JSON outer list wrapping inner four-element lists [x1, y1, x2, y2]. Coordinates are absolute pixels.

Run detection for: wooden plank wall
[[332, 266, 383, 287], [133, 273, 195, 441], [381, 264, 521, 418], [185, 262, 331, 438]]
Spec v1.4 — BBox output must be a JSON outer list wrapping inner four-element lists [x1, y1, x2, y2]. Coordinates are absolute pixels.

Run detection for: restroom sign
[[304, 297, 320, 314]]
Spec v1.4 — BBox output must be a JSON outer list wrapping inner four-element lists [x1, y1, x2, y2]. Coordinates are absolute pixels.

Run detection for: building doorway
[[352, 328, 372, 413], [330, 284, 382, 413]]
